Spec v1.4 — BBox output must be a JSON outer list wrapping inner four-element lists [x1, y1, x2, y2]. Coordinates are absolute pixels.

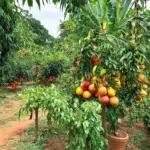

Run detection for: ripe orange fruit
[[142, 77, 147, 84], [91, 56, 100, 65], [82, 91, 91, 99], [136, 95, 142, 101], [76, 87, 83, 95], [95, 92, 99, 97], [140, 64, 145, 69], [98, 87, 107, 96], [109, 96, 119, 105], [138, 73, 145, 81], [89, 84, 96, 93]]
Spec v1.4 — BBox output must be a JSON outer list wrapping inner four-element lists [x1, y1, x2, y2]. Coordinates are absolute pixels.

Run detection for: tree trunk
[[34, 108, 39, 143], [85, 137, 89, 150], [29, 109, 33, 120]]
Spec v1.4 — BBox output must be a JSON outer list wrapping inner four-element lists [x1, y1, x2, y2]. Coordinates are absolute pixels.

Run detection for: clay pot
[[146, 137, 150, 145], [106, 130, 129, 150]]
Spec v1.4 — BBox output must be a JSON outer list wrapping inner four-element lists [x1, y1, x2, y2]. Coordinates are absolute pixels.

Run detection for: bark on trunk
[[34, 108, 39, 143]]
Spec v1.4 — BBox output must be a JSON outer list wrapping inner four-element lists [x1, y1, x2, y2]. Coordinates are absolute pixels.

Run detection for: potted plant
[[105, 105, 129, 150]]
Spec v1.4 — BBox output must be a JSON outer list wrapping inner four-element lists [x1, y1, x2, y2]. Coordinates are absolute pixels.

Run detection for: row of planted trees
[[16, 0, 150, 149]]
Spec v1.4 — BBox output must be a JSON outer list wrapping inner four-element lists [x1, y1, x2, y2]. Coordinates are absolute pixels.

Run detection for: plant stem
[[116, 0, 121, 23], [85, 137, 89, 150], [132, 0, 139, 41], [102, 104, 106, 137], [34, 107, 39, 143]]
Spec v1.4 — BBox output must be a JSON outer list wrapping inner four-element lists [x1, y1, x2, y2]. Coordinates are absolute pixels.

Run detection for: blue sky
[[17, 1, 150, 37], [18, 2, 64, 37]]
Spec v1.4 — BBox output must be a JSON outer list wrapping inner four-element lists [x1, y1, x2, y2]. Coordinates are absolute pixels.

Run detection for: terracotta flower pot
[[106, 130, 129, 150], [146, 137, 150, 145]]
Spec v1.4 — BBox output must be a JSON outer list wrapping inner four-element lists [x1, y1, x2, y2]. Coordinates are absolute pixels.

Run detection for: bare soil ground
[[44, 135, 66, 150], [0, 91, 33, 149]]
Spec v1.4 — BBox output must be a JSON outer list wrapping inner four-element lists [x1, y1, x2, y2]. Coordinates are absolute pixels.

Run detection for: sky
[[17, 1, 150, 38], [17, 2, 64, 37]]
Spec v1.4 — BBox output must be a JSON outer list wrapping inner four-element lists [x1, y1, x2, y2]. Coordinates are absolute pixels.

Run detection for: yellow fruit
[[95, 92, 99, 97], [141, 84, 148, 89], [100, 69, 107, 76], [82, 91, 92, 99], [76, 87, 83, 95], [113, 81, 121, 87], [108, 87, 116, 97], [81, 76, 84, 83], [92, 65, 97, 74], [140, 89, 147, 96], [112, 77, 120, 82], [91, 76, 97, 83]]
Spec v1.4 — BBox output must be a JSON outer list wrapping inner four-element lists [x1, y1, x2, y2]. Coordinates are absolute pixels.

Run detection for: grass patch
[[125, 127, 150, 150], [13, 119, 66, 150], [129, 129, 150, 150], [0, 116, 18, 125]]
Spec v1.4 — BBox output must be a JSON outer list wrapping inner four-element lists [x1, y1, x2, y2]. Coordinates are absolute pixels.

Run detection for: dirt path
[[0, 91, 34, 149], [0, 117, 34, 146]]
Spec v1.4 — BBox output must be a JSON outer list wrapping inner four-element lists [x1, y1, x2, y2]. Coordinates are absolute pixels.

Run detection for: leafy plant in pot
[[105, 104, 128, 150]]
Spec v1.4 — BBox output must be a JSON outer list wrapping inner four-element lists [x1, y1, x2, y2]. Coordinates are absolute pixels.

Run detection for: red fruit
[[81, 81, 90, 90], [98, 95, 109, 104], [91, 56, 100, 65], [136, 95, 142, 101]]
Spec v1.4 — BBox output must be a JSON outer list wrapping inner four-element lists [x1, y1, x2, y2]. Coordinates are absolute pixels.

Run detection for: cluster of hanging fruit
[[135, 61, 148, 101], [76, 77, 119, 105], [75, 54, 121, 105]]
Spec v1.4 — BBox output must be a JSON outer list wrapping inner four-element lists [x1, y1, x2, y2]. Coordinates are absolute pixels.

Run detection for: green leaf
[[140, 0, 145, 7], [120, 0, 132, 19], [27, 0, 33, 7], [36, 0, 41, 8], [0, 8, 4, 15]]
